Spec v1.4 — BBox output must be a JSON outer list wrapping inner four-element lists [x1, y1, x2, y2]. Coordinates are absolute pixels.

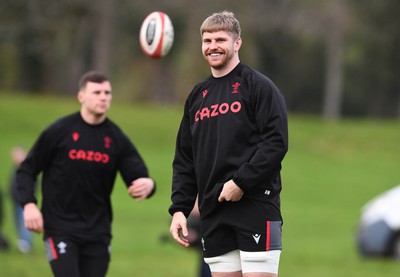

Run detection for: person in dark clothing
[[186, 200, 212, 277], [0, 188, 10, 251], [10, 146, 34, 253], [16, 71, 156, 277], [169, 11, 288, 277]]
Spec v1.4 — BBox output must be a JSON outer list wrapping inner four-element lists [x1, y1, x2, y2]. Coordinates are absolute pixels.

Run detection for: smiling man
[[17, 71, 156, 277], [169, 11, 288, 277]]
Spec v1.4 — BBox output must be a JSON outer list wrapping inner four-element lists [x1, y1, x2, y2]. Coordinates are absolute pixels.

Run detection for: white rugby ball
[[139, 11, 174, 59]]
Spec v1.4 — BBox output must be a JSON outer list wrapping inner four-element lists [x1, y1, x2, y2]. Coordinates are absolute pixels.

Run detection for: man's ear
[[234, 37, 242, 52], [77, 90, 84, 104]]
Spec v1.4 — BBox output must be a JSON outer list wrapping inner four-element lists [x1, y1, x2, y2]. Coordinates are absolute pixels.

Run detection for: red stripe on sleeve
[[266, 221, 271, 251]]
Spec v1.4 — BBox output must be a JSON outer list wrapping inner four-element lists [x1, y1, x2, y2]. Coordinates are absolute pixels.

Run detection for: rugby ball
[[139, 11, 174, 59]]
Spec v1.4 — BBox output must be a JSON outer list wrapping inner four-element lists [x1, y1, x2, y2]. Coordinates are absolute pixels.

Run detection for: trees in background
[[0, 0, 399, 119]]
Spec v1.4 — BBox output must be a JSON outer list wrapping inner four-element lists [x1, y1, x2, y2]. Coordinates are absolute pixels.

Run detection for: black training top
[[169, 63, 288, 220], [17, 112, 154, 239]]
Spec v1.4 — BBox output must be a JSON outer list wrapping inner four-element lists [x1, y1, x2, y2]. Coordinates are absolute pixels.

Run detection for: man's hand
[[218, 180, 244, 202], [24, 203, 44, 233], [170, 212, 190, 247], [128, 177, 154, 201]]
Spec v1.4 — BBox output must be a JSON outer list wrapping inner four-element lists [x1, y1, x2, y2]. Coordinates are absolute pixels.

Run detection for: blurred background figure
[[186, 200, 212, 277], [0, 188, 10, 251], [357, 184, 400, 259], [160, 198, 211, 277], [9, 146, 33, 254]]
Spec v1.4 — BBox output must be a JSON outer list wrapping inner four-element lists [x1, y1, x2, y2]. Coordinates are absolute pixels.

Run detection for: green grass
[[0, 93, 399, 276]]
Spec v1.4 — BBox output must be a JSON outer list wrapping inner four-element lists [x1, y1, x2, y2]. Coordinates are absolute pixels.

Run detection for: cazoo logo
[[68, 149, 110, 164], [194, 101, 242, 122]]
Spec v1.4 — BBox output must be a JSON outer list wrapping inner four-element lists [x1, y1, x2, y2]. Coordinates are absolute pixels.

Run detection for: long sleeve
[[169, 101, 198, 218], [118, 132, 156, 198], [16, 127, 57, 206], [233, 78, 288, 192]]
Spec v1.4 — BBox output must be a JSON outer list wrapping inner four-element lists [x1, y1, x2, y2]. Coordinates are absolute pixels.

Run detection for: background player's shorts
[[201, 198, 282, 258], [44, 235, 110, 277]]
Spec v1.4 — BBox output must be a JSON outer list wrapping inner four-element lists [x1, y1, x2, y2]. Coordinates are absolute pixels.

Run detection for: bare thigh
[[212, 272, 278, 277]]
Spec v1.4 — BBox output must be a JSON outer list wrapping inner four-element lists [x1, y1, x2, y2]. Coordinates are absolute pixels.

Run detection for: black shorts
[[44, 235, 111, 277], [201, 198, 282, 258]]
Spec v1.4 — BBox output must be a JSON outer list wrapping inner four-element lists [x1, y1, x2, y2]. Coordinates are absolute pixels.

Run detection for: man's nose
[[209, 40, 218, 49], [99, 91, 109, 99]]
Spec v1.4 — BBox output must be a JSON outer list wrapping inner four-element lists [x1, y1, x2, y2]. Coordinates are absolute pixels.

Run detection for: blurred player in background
[[0, 188, 10, 251], [9, 146, 34, 253], [160, 198, 211, 277], [16, 71, 156, 277], [186, 199, 212, 277], [169, 11, 288, 277]]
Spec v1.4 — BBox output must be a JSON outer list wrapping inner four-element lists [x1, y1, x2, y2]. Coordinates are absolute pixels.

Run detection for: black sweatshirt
[[17, 112, 154, 239], [169, 63, 288, 220]]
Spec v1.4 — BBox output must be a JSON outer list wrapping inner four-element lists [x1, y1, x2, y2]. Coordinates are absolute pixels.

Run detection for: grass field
[[0, 93, 399, 276]]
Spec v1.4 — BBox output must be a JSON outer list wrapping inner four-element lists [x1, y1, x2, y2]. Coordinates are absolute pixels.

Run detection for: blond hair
[[200, 11, 241, 40]]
